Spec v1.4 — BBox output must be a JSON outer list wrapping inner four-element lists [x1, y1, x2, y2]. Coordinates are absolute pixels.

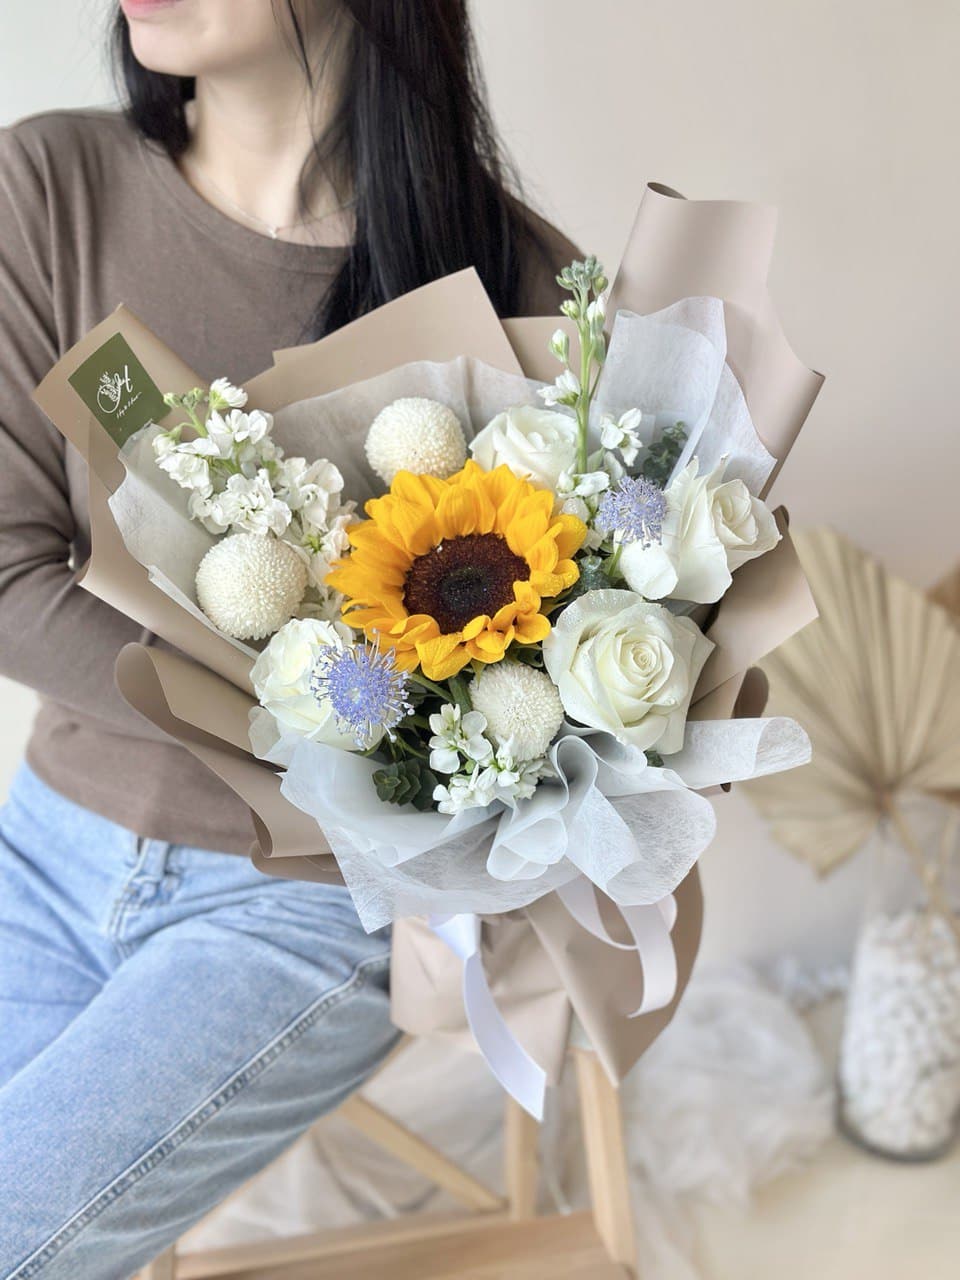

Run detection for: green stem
[[185, 404, 208, 438], [447, 674, 473, 718], [576, 296, 592, 475], [392, 735, 428, 761], [408, 672, 453, 702]]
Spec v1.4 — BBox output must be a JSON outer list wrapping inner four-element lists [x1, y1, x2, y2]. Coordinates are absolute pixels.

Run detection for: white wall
[[1, 0, 956, 967]]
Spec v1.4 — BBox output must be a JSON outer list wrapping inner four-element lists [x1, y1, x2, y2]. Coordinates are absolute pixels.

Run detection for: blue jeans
[[0, 765, 398, 1280]]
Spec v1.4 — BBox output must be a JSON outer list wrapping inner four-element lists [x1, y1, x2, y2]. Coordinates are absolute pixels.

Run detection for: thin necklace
[[190, 164, 355, 240]]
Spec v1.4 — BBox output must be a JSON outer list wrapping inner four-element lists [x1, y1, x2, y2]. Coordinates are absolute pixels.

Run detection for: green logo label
[[68, 332, 168, 446]]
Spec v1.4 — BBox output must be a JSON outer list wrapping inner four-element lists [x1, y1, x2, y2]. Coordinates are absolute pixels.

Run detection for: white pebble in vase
[[839, 908, 960, 1160]]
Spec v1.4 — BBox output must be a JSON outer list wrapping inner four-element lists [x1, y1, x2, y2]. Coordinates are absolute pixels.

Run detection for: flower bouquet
[[35, 184, 823, 1114]]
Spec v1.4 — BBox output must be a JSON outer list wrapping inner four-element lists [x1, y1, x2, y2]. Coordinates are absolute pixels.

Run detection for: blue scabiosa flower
[[309, 642, 413, 750], [596, 475, 666, 547]]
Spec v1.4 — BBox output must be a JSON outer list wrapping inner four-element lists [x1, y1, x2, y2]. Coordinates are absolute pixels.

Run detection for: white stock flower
[[203, 408, 274, 471], [294, 583, 345, 624], [537, 368, 580, 409], [586, 296, 607, 325], [470, 405, 578, 492], [196, 533, 308, 641], [433, 746, 546, 815], [152, 431, 178, 462], [556, 467, 610, 499], [250, 616, 358, 749], [156, 447, 213, 495], [215, 470, 292, 537], [599, 408, 647, 466], [187, 488, 232, 533], [365, 398, 467, 486], [428, 704, 493, 774], [469, 662, 563, 762], [277, 457, 346, 531], [433, 764, 498, 815], [208, 377, 248, 410], [542, 588, 714, 754], [620, 459, 781, 604]]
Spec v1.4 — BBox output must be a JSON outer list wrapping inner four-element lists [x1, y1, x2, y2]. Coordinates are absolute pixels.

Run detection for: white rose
[[619, 459, 780, 604], [542, 589, 714, 754], [469, 405, 578, 492], [250, 617, 360, 749]]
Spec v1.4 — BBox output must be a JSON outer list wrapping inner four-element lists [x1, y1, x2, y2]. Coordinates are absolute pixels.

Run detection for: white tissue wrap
[[262, 716, 811, 932], [594, 298, 776, 494]]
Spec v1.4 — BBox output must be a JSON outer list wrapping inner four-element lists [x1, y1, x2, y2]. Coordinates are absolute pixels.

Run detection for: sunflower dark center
[[403, 533, 529, 633]]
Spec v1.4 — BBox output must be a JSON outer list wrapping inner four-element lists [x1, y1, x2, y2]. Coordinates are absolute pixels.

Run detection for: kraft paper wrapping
[[608, 183, 824, 497], [34, 308, 257, 695], [32, 183, 822, 1086]]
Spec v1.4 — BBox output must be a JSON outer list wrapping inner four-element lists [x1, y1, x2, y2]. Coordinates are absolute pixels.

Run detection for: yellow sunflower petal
[[391, 471, 448, 508], [417, 634, 472, 681], [461, 614, 490, 641], [504, 495, 554, 557], [524, 535, 561, 575], [552, 512, 588, 559], [435, 484, 480, 539], [514, 612, 551, 644], [468, 629, 512, 660]]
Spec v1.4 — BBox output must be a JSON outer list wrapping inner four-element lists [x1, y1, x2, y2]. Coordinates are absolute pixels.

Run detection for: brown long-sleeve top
[[0, 108, 577, 854]]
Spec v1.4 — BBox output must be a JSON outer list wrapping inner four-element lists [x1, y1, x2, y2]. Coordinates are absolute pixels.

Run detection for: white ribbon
[[429, 913, 548, 1121], [556, 878, 678, 1017], [430, 878, 680, 1118]]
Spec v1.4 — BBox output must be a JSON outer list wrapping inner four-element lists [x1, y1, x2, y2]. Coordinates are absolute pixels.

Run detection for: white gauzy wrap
[[256, 715, 811, 933]]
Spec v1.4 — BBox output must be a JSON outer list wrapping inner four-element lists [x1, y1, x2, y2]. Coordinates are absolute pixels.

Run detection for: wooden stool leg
[[141, 1244, 176, 1279], [503, 1096, 540, 1219], [574, 1051, 637, 1274], [338, 1094, 503, 1212]]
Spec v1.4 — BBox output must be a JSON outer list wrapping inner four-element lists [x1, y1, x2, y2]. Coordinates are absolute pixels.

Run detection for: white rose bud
[[542, 589, 713, 754]]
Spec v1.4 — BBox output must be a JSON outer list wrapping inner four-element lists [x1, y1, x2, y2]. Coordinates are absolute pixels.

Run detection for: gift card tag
[[68, 333, 168, 446]]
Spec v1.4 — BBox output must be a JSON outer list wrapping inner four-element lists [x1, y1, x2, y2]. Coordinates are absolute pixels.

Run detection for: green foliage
[[641, 422, 687, 487], [372, 758, 438, 811]]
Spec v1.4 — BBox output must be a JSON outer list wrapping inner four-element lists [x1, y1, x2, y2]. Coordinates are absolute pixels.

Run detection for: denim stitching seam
[[6, 953, 390, 1279]]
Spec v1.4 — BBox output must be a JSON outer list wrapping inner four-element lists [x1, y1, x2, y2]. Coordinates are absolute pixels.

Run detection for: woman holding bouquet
[[0, 2, 576, 1275]]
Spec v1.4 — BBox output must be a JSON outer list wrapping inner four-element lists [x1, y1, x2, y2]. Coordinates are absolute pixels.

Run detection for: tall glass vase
[[838, 800, 960, 1160]]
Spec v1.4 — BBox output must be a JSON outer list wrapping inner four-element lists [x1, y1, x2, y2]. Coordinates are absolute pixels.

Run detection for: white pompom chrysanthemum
[[196, 534, 308, 641], [365, 397, 467, 485], [469, 662, 564, 762]]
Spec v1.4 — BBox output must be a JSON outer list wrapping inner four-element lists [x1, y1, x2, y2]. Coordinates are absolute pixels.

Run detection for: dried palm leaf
[[929, 562, 960, 624], [744, 528, 960, 874]]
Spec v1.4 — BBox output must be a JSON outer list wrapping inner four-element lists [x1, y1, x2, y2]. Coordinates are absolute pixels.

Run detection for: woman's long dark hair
[[112, 1, 548, 337]]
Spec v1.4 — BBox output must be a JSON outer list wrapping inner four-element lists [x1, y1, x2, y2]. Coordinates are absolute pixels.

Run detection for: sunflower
[[327, 461, 586, 680]]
